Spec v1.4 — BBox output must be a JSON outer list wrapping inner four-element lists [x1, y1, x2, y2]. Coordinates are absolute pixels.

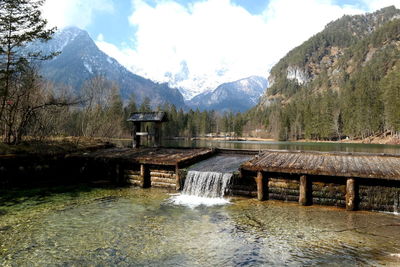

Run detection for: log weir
[[240, 149, 400, 212], [1, 147, 400, 212]]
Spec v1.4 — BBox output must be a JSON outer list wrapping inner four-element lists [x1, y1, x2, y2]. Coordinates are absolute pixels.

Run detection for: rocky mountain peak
[[187, 76, 268, 112], [32, 27, 186, 108]]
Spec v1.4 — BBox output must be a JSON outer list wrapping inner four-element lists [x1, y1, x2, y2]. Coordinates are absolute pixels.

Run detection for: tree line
[[2, 1, 399, 144]]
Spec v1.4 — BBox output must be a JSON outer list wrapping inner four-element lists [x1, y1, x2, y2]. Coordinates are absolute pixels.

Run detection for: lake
[[114, 138, 400, 154]]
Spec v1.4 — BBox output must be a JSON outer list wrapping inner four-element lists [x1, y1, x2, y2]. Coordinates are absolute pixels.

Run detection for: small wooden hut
[[127, 112, 168, 148]]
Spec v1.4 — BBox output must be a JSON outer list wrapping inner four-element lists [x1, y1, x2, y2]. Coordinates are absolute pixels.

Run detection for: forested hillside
[[253, 6, 400, 141]]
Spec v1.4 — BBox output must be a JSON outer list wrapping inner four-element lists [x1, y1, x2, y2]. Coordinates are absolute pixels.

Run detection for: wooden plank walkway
[[241, 149, 400, 180]]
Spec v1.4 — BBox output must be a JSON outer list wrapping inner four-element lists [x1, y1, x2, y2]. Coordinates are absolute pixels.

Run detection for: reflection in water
[[162, 139, 400, 154], [113, 138, 400, 154], [1, 187, 400, 266]]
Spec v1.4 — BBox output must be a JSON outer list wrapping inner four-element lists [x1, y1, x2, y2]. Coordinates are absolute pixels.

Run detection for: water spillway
[[182, 171, 233, 198], [171, 154, 252, 207]]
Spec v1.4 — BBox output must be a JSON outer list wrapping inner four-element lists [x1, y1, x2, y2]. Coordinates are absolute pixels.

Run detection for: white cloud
[[42, 0, 114, 29], [362, 0, 399, 11], [261, 0, 364, 63], [96, 37, 136, 68], [92, 0, 393, 99]]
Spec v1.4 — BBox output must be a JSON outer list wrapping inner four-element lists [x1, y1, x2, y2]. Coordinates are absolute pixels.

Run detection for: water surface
[[1, 186, 400, 266], [164, 139, 400, 154], [114, 138, 400, 154]]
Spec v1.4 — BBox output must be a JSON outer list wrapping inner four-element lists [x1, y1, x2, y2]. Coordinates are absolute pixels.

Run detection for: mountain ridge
[[261, 5, 400, 103], [253, 6, 400, 140], [32, 27, 186, 108], [187, 76, 267, 112]]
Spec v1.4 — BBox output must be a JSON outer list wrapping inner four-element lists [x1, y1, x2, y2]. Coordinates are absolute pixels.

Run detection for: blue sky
[[42, 0, 399, 98]]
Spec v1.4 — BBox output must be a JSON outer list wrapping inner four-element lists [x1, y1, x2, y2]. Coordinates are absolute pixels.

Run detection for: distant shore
[[1, 134, 398, 156], [190, 135, 400, 145]]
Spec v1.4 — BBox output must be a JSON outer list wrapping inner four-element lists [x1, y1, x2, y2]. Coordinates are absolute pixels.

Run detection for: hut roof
[[127, 112, 167, 122], [241, 149, 400, 180]]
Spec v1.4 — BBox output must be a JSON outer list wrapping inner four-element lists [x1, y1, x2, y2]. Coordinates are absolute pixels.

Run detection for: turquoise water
[[1, 186, 400, 266]]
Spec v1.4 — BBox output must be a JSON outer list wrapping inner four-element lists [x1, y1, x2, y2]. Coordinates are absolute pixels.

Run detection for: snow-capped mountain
[[187, 76, 268, 112], [32, 27, 185, 107]]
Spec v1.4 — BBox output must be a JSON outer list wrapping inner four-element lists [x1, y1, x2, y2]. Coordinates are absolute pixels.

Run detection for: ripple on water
[[1, 187, 400, 266]]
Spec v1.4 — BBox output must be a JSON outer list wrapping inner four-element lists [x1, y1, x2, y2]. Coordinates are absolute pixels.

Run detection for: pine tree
[[139, 97, 151, 112], [382, 67, 400, 135], [0, 0, 56, 123]]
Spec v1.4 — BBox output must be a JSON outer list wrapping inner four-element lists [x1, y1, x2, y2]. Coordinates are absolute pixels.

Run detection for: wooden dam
[[239, 149, 400, 212], [1, 146, 400, 212], [67, 146, 400, 213]]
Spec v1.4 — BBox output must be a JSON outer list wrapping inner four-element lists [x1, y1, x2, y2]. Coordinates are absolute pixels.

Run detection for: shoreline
[[188, 136, 400, 145]]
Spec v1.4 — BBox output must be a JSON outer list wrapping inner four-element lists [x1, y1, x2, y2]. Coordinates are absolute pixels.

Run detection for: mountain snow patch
[[84, 62, 93, 74]]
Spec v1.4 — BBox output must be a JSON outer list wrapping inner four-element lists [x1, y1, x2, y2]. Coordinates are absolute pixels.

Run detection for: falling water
[[171, 170, 233, 208], [170, 155, 251, 207], [182, 171, 233, 198]]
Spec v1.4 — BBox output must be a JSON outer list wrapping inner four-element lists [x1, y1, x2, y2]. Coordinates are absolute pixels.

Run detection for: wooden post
[[154, 122, 161, 148], [115, 163, 124, 185], [140, 164, 150, 188], [175, 164, 181, 190], [299, 175, 312, 206], [132, 122, 141, 148], [239, 168, 244, 178], [346, 178, 358, 211], [256, 171, 268, 201]]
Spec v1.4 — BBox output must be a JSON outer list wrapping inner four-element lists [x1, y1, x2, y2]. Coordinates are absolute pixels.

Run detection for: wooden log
[[268, 187, 299, 196], [269, 177, 299, 183], [149, 169, 174, 174], [268, 193, 298, 202], [230, 189, 257, 197], [268, 180, 299, 190], [151, 181, 176, 189], [255, 171, 268, 201], [150, 172, 176, 178], [346, 178, 358, 211], [125, 170, 140, 175], [299, 175, 312, 206], [141, 164, 150, 188], [313, 198, 346, 206], [129, 179, 143, 187], [312, 183, 346, 192], [125, 174, 142, 180], [151, 177, 176, 184], [311, 190, 345, 199]]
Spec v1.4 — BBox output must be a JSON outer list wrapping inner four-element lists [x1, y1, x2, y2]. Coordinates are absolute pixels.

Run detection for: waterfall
[[170, 154, 251, 208], [170, 170, 233, 208], [182, 171, 233, 198]]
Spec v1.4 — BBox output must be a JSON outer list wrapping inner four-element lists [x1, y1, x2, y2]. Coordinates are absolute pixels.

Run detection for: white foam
[[170, 194, 230, 208]]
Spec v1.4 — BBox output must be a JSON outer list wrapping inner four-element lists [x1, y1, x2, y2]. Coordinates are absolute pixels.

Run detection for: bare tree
[[79, 76, 124, 138], [2, 64, 78, 143]]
